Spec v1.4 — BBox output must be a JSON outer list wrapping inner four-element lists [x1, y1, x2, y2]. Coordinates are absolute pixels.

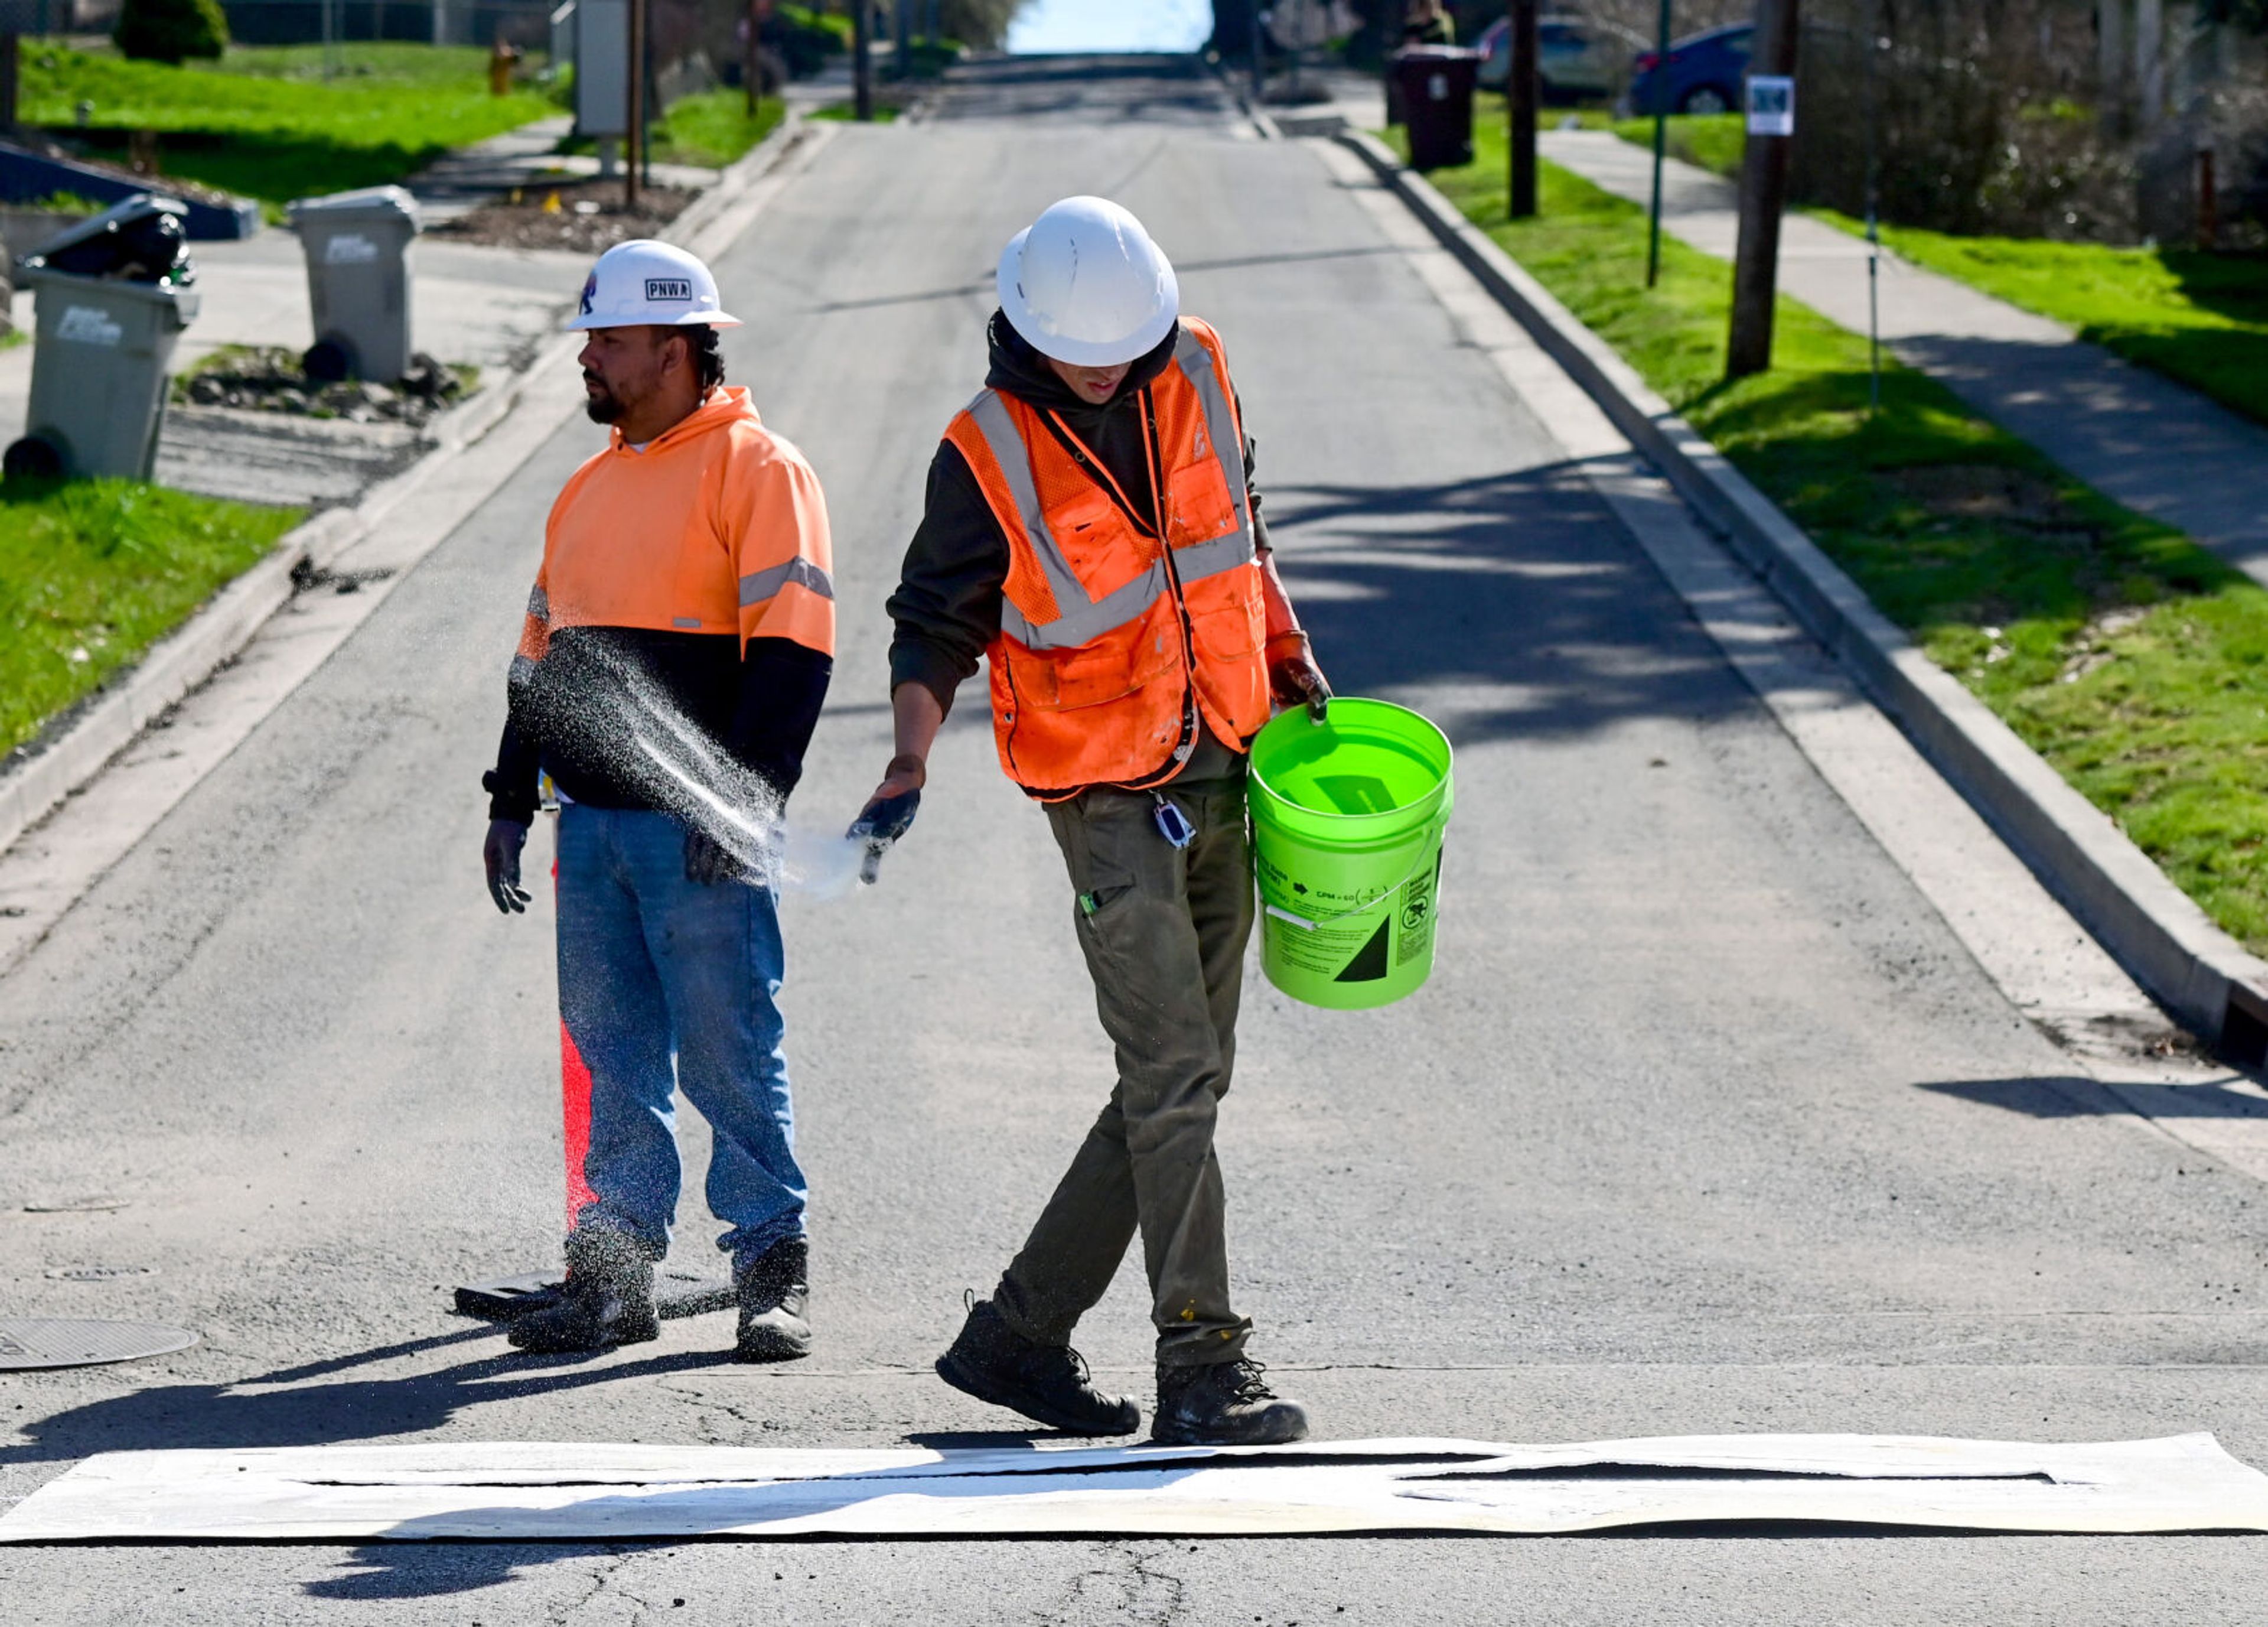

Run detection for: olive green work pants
[[993, 775, 1256, 1368]]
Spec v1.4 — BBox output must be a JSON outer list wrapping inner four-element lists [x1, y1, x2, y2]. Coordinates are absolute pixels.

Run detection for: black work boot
[[733, 1235, 812, 1362], [508, 1226, 659, 1354], [936, 1297, 1139, 1436], [1151, 1357, 1309, 1446]]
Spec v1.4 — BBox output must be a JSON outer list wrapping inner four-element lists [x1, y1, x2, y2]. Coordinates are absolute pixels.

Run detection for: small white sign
[[1746, 74, 1795, 136], [54, 305, 123, 347], [324, 232, 380, 265]]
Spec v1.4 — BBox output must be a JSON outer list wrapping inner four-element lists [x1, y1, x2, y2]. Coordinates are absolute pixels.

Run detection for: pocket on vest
[[1190, 596, 1262, 665], [1013, 626, 1179, 711]]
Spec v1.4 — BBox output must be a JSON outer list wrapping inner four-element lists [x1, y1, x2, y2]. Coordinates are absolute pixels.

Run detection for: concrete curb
[[1335, 126, 2268, 1062], [0, 113, 825, 870]]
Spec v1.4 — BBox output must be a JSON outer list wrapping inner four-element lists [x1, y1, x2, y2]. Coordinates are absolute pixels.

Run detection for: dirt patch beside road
[[431, 180, 698, 254]]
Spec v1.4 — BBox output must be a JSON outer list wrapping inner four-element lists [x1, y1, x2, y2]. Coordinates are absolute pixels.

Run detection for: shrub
[[115, 0, 230, 66]]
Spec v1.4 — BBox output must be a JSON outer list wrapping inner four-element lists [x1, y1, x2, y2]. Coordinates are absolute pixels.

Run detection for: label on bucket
[[1396, 851, 1441, 967], [325, 233, 380, 265]]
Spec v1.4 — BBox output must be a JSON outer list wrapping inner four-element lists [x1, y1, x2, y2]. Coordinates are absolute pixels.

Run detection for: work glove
[[684, 828, 753, 887], [484, 818, 532, 915], [850, 756, 925, 884], [1266, 630, 1332, 723]]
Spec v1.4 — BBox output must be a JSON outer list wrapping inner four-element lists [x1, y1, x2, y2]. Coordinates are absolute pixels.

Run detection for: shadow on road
[[1269, 458, 1749, 748], [2, 1332, 732, 1467], [1920, 1076, 2268, 1120]]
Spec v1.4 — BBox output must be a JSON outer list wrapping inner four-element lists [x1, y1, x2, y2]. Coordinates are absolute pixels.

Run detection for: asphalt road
[[3, 54, 2265, 1623]]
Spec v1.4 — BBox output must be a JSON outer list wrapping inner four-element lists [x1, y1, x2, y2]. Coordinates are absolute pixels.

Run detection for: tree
[[115, 0, 230, 64], [937, 0, 1027, 49], [2198, 0, 2268, 30]]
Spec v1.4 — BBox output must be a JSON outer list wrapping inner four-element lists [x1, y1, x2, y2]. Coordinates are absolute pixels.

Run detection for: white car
[[1473, 15, 1623, 102]]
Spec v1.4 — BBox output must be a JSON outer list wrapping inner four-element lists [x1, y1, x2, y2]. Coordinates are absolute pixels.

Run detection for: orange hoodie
[[516, 386, 834, 668]]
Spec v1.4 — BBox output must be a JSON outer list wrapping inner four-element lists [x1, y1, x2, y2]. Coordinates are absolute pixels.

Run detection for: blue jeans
[[555, 803, 805, 1277]]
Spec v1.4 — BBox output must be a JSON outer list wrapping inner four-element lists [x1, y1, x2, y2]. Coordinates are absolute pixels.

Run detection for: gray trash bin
[[288, 184, 421, 383], [6, 196, 198, 482]]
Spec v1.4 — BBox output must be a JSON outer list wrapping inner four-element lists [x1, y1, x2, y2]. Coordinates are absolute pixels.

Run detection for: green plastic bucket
[[1247, 698, 1454, 1011]]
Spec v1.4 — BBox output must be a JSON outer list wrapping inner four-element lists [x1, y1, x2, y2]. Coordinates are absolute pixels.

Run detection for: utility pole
[[853, 0, 873, 120], [625, 0, 646, 210], [1645, 0, 1671, 287], [1507, 0, 1538, 218], [1725, 0, 1799, 380]]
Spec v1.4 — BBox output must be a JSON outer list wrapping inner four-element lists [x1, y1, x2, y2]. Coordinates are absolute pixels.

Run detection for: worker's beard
[[583, 373, 624, 424]]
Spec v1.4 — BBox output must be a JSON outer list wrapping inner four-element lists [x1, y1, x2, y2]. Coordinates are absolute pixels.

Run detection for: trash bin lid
[[288, 184, 422, 233], [21, 193, 195, 288]]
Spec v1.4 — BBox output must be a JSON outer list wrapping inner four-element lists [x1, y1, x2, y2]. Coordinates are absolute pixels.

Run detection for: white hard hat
[[567, 239, 741, 331], [996, 196, 1178, 368]]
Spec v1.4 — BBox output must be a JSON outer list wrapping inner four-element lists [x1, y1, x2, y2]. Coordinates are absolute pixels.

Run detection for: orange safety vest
[[946, 317, 1269, 800]]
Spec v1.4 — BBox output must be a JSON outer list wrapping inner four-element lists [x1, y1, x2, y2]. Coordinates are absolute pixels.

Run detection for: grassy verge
[[19, 42, 558, 209], [0, 481, 305, 759], [1809, 213, 2268, 432], [1396, 110, 2268, 954], [809, 100, 903, 123], [1592, 116, 2268, 430], [1607, 111, 1743, 178], [555, 92, 784, 168]]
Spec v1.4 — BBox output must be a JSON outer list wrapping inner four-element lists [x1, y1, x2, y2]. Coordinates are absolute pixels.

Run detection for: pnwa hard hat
[[997, 196, 1178, 368], [567, 239, 741, 331]]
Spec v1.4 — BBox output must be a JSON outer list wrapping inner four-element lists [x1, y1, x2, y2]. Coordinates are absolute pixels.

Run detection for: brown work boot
[[733, 1235, 812, 1362], [1151, 1357, 1308, 1446]]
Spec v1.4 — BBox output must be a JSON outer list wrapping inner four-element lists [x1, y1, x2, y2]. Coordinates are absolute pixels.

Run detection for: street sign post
[[1645, 0, 1671, 287]]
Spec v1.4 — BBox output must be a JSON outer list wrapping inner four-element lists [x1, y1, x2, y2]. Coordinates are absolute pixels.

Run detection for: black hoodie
[[885, 311, 1272, 782]]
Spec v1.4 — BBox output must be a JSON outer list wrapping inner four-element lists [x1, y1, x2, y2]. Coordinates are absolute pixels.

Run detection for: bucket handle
[[1262, 839, 1441, 930]]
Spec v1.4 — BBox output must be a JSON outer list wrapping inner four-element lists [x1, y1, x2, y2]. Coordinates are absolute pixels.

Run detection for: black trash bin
[[1390, 47, 1483, 172]]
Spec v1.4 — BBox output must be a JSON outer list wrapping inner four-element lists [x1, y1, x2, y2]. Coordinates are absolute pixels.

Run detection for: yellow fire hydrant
[[490, 36, 523, 97]]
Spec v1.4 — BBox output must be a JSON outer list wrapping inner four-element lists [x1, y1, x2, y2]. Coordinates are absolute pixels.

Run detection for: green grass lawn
[[809, 100, 902, 123], [555, 92, 784, 168], [1810, 216, 2268, 431], [19, 42, 558, 209], [653, 91, 783, 167], [1398, 110, 2268, 955], [1608, 111, 1744, 178], [0, 481, 305, 759]]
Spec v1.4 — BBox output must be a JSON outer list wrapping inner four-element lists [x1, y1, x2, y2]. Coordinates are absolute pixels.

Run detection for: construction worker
[[481, 239, 834, 1361], [858, 197, 1329, 1446]]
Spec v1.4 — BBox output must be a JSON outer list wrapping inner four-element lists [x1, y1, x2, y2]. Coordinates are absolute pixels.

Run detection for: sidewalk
[[1537, 128, 2268, 587]]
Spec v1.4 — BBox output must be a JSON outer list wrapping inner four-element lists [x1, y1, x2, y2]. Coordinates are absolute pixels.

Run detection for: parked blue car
[[1625, 22, 1751, 116]]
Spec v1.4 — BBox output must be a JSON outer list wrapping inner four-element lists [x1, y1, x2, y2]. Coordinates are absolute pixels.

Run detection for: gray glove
[[484, 818, 531, 915]]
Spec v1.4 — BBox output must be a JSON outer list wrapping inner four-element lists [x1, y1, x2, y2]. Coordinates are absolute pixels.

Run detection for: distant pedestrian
[[481, 239, 834, 1361], [856, 197, 1330, 1447], [1402, 0, 1455, 47]]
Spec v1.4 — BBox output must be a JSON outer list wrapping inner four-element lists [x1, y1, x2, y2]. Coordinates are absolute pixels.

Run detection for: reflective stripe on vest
[[1171, 327, 1254, 544], [739, 555, 836, 607], [964, 331, 1255, 653]]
